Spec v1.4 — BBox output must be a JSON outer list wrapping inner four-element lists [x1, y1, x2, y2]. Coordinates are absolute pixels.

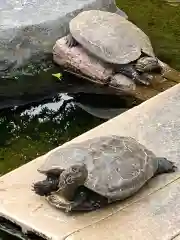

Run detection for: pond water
[[1, 0, 180, 238], [0, 88, 140, 175], [0, 93, 103, 175]]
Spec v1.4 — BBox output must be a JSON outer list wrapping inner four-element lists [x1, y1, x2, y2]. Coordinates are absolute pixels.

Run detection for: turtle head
[[135, 57, 161, 73], [58, 164, 88, 201], [32, 164, 88, 200]]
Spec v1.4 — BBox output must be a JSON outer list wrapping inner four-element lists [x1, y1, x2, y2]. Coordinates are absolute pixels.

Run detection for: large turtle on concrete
[[66, 10, 161, 85], [32, 135, 177, 212]]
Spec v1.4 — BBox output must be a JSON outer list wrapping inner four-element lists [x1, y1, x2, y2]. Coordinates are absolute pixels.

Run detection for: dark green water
[[0, 93, 104, 175], [0, 90, 140, 174], [1, 0, 180, 238]]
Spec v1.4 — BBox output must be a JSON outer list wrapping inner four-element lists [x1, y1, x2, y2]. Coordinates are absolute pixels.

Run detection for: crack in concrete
[[64, 175, 180, 239]]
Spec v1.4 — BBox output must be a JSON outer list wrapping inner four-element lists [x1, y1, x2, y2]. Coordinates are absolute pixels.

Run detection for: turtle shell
[[38, 135, 158, 201], [69, 10, 155, 64]]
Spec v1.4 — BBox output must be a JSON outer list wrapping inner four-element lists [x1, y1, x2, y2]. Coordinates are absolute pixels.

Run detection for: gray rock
[[0, 0, 125, 74]]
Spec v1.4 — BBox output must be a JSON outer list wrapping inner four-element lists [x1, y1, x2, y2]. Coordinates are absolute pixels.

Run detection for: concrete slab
[[1, 83, 180, 239], [66, 179, 180, 240], [0, 0, 120, 72]]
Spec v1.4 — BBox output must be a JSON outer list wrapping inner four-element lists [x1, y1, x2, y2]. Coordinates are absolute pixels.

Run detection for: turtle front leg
[[117, 64, 151, 85], [32, 178, 59, 196], [65, 33, 78, 48], [46, 191, 88, 212], [46, 191, 101, 212]]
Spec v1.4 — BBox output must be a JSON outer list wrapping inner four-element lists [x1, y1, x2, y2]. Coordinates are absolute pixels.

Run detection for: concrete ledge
[[0, 84, 180, 239], [66, 179, 180, 240]]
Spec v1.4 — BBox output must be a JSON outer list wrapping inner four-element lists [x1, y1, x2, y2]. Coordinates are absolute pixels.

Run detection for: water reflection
[[0, 93, 104, 174], [0, 92, 140, 175]]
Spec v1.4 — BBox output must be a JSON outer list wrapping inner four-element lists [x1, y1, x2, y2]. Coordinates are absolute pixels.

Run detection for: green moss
[[116, 0, 180, 70]]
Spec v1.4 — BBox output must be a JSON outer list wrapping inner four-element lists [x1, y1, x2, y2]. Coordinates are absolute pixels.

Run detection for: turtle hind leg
[[117, 64, 151, 86], [155, 157, 177, 175], [65, 33, 78, 48], [135, 56, 161, 73]]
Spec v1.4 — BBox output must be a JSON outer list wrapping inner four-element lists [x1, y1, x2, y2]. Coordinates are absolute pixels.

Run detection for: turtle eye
[[66, 175, 74, 184], [71, 167, 78, 173]]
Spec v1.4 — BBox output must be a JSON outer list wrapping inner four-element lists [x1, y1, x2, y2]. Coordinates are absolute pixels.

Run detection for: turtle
[[65, 10, 162, 86], [32, 135, 177, 213]]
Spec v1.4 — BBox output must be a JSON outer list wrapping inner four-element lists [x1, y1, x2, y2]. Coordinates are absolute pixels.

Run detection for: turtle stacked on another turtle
[[65, 10, 162, 86]]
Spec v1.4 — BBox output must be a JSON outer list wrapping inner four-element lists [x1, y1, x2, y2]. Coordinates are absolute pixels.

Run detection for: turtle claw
[[31, 183, 35, 191], [65, 205, 72, 213], [31, 183, 39, 193], [65, 34, 77, 48], [134, 72, 154, 86], [32, 182, 44, 196]]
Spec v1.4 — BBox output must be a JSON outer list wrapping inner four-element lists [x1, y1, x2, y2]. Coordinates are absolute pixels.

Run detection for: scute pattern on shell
[[69, 10, 155, 64], [38, 135, 158, 201]]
